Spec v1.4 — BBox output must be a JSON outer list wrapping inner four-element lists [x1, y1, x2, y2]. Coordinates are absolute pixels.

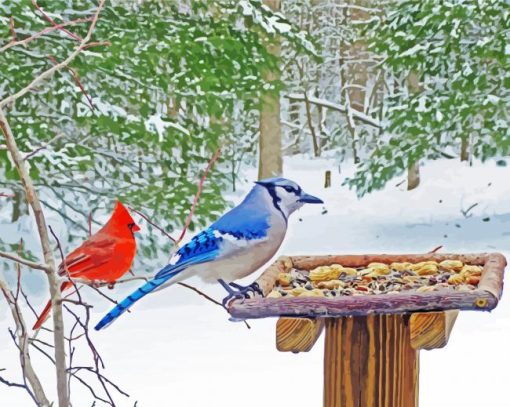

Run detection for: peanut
[[290, 287, 307, 296], [367, 262, 390, 275], [410, 261, 438, 271], [390, 262, 413, 272], [460, 265, 483, 277], [266, 290, 282, 298], [416, 264, 439, 276], [466, 275, 480, 286], [340, 267, 358, 276], [448, 274, 465, 285], [309, 266, 341, 281], [439, 260, 464, 272], [277, 273, 292, 287]]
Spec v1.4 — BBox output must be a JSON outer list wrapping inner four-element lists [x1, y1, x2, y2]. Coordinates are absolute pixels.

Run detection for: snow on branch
[[285, 93, 381, 129]]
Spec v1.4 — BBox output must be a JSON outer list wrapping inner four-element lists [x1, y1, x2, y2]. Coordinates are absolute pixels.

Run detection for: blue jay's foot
[[228, 281, 263, 296], [218, 279, 262, 308]]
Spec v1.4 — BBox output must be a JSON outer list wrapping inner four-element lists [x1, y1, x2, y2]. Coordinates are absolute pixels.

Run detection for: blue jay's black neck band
[[265, 184, 287, 223]]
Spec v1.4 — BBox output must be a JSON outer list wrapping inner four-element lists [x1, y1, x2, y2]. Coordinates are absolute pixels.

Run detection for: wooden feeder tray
[[228, 253, 506, 407], [228, 253, 506, 319]]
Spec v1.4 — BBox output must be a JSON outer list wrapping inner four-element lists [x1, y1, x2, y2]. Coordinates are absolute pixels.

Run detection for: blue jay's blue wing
[[156, 228, 222, 279], [211, 187, 271, 240]]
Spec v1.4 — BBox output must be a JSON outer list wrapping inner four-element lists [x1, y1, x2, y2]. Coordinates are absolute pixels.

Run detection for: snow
[[286, 93, 382, 128], [1, 156, 510, 406]]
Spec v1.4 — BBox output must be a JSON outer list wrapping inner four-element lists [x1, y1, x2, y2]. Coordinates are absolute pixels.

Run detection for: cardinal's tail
[[33, 282, 72, 330], [94, 268, 181, 331]]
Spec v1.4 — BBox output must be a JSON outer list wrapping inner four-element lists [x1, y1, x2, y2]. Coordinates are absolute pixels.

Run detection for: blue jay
[[94, 177, 323, 330]]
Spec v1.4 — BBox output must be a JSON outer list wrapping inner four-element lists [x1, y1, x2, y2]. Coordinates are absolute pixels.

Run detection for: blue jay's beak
[[298, 192, 323, 204]]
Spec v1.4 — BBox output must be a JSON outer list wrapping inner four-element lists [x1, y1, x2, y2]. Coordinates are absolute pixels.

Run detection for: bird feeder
[[228, 253, 506, 407]]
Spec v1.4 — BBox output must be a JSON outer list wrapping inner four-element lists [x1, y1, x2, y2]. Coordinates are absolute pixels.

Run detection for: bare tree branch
[[0, 250, 49, 272]]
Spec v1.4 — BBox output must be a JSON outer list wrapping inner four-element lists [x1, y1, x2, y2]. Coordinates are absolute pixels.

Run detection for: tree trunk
[[258, 0, 282, 180], [407, 161, 420, 191], [345, 2, 369, 114], [304, 92, 321, 157], [460, 136, 469, 162], [406, 72, 423, 190], [324, 170, 331, 188], [338, 1, 370, 164]]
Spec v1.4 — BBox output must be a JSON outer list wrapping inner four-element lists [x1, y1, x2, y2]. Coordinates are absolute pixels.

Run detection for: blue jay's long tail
[[94, 269, 181, 331]]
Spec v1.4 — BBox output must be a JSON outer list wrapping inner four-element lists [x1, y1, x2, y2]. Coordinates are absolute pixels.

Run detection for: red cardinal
[[33, 200, 140, 330]]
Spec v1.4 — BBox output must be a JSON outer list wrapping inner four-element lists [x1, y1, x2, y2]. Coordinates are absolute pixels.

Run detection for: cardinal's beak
[[132, 224, 141, 232]]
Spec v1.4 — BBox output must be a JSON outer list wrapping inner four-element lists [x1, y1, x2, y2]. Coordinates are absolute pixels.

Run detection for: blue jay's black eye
[[283, 186, 294, 193]]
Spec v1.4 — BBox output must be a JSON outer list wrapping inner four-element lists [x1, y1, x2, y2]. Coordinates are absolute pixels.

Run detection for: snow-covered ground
[[1, 157, 510, 406]]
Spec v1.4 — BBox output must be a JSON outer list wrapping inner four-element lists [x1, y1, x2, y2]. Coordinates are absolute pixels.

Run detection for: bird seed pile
[[266, 260, 482, 299]]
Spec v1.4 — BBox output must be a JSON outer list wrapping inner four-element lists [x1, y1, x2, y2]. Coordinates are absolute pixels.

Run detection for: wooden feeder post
[[230, 253, 505, 407], [277, 310, 458, 407]]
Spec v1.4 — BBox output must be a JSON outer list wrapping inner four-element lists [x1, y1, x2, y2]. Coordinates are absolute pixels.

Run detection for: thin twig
[[177, 282, 251, 329], [47, 55, 95, 111], [82, 40, 111, 50], [14, 239, 23, 301], [177, 282, 222, 306], [128, 207, 176, 243], [176, 147, 222, 243], [0, 375, 30, 391], [461, 202, 479, 218], [24, 133, 64, 161], [32, 0, 82, 41], [88, 211, 92, 237]]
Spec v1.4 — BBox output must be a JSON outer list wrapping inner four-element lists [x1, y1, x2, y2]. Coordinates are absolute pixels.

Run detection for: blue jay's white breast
[[181, 211, 287, 284]]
